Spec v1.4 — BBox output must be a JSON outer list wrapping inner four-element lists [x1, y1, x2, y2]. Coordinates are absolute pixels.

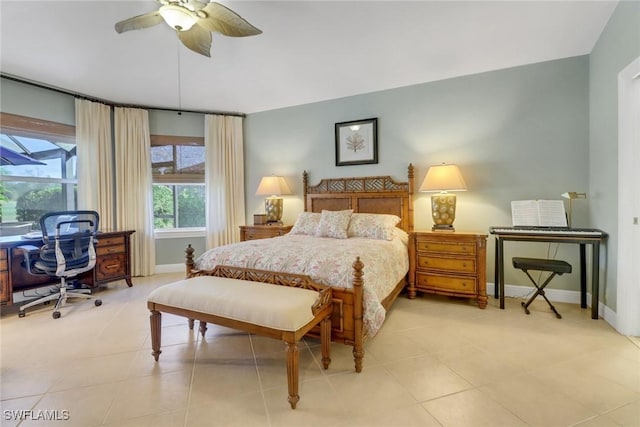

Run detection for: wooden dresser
[[408, 231, 487, 308], [240, 225, 292, 241], [0, 229, 134, 306]]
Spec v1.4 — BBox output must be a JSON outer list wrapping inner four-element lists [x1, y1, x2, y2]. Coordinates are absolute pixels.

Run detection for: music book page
[[511, 200, 567, 227]]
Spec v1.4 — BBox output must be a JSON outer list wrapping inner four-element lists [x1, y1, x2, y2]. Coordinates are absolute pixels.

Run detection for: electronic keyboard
[[489, 227, 605, 237]]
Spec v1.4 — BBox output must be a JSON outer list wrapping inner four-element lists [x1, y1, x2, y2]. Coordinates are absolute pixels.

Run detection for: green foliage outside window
[[16, 186, 67, 224]]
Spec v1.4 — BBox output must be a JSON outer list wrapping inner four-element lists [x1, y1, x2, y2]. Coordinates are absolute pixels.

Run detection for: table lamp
[[419, 163, 467, 231], [561, 191, 586, 228], [256, 175, 292, 224]]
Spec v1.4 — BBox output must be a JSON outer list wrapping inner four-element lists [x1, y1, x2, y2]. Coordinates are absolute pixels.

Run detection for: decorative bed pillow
[[315, 210, 353, 239], [289, 212, 321, 235], [347, 213, 401, 240]]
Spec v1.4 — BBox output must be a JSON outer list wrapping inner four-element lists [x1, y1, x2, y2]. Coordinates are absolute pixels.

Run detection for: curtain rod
[[0, 73, 246, 118]]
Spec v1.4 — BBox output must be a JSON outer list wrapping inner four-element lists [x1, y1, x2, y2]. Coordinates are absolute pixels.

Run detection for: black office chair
[[18, 210, 102, 319]]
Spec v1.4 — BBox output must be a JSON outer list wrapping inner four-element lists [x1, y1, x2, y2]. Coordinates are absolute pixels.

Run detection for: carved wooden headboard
[[303, 164, 415, 232]]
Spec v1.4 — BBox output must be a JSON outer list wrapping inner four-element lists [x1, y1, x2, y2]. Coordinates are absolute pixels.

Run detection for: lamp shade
[[419, 164, 467, 192], [256, 176, 292, 196]]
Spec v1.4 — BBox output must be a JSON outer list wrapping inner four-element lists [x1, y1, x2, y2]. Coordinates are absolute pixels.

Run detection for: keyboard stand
[[489, 227, 607, 319]]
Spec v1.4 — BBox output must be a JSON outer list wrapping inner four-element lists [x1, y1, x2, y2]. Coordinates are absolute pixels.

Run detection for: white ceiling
[[0, 1, 618, 115]]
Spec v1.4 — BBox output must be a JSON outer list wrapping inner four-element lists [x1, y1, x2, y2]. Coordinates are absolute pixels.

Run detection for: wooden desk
[[0, 230, 135, 306], [489, 227, 607, 319]]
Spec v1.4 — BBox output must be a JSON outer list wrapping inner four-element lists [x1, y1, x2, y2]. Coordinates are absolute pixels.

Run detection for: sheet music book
[[511, 200, 568, 227]]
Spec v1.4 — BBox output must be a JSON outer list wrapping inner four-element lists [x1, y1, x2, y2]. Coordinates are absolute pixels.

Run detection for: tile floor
[[1, 273, 639, 427]]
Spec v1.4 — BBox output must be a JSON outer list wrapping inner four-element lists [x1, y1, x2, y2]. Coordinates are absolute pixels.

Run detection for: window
[[0, 113, 76, 232], [151, 135, 205, 232]]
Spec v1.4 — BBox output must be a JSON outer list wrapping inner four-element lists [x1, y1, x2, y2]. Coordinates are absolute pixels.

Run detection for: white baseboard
[[154, 264, 184, 274]]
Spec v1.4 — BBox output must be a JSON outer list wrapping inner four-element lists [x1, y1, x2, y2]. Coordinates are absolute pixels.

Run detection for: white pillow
[[315, 210, 353, 239], [289, 212, 321, 235], [347, 213, 401, 240]]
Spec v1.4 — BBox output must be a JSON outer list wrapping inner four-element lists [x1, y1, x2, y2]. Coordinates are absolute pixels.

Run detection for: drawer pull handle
[[105, 264, 119, 270]]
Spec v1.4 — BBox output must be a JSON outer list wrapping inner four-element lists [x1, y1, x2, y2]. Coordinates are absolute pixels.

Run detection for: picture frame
[[335, 118, 378, 166]]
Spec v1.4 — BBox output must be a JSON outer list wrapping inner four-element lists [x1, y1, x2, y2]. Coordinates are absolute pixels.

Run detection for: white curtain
[[204, 115, 245, 248], [75, 99, 114, 229], [114, 107, 155, 276]]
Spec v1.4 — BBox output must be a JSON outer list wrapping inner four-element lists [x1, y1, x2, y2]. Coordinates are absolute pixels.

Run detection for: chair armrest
[[16, 245, 42, 275]]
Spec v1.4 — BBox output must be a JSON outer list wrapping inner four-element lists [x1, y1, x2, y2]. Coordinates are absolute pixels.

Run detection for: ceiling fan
[[115, 0, 262, 57]]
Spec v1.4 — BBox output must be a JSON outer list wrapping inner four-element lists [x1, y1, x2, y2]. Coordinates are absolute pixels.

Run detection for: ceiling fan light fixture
[[159, 4, 197, 31]]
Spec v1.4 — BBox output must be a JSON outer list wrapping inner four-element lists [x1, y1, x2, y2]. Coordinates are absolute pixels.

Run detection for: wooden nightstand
[[408, 231, 488, 308], [240, 224, 292, 241]]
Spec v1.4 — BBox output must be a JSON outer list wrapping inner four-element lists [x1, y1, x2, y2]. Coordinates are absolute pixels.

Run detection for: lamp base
[[432, 224, 455, 232]]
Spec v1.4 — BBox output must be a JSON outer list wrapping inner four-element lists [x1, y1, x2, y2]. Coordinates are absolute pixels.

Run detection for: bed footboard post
[[352, 257, 365, 373], [185, 244, 195, 277], [303, 170, 309, 212]]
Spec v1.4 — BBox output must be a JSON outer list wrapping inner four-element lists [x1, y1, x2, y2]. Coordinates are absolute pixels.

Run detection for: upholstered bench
[[146, 265, 333, 409]]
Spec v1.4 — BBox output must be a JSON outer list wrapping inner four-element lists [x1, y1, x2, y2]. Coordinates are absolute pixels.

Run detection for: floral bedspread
[[194, 234, 409, 337]]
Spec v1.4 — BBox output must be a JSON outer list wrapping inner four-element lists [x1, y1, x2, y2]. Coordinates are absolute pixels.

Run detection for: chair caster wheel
[[18, 311, 25, 318], [52, 311, 61, 319], [95, 299, 102, 307]]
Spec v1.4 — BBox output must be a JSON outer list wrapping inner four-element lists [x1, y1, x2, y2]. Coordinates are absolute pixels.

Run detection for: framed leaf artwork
[[334, 118, 378, 166]]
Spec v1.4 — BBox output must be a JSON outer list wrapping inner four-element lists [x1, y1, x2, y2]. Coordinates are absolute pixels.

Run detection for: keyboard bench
[[147, 266, 333, 409]]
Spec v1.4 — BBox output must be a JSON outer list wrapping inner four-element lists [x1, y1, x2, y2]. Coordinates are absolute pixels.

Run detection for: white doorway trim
[[616, 56, 640, 336]]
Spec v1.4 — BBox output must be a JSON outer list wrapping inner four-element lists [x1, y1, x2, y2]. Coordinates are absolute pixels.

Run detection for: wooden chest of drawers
[[240, 225, 292, 241], [409, 231, 487, 308], [89, 231, 134, 286]]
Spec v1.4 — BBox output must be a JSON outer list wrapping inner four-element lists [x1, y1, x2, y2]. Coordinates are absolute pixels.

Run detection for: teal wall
[[245, 56, 591, 289], [6, 46, 626, 296], [589, 0, 640, 311]]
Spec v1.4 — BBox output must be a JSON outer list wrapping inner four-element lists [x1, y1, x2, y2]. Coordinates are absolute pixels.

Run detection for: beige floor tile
[[103, 370, 192, 424], [126, 342, 197, 378], [605, 400, 640, 426], [265, 377, 349, 426], [186, 390, 269, 427], [104, 409, 187, 427], [384, 354, 474, 402], [191, 360, 261, 398], [529, 363, 640, 414], [326, 365, 417, 418], [48, 351, 137, 392], [341, 403, 442, 427], [423, 388, 528, 427], [20, 382, 119, 427], [2, 273, 640, 427], [479, 373, 597, 426], [0, 395, 43, 427]]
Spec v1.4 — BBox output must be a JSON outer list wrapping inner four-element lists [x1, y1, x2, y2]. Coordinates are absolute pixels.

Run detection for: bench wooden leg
[[199, 321, 207, 337], [150, 310, 162, 361], [321, 316, 331, 370], [285, 341, 300, 409], [188, 319, 195, 330]]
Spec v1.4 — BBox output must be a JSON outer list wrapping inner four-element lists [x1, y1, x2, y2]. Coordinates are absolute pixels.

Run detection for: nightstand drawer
[[240, 225, 292, 241], [416, 240, 476, 255], [416, 273, 477, 295], [417, 255, 476, 273]]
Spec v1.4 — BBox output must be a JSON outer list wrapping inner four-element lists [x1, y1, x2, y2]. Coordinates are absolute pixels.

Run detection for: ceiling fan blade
[[198, 2, 262, 37], [115, 11, 164, 33], [177, 24, 212, 57]]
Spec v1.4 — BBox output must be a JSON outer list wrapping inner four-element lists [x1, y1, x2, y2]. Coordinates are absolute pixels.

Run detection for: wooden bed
[[185, 164, 415, 372]]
